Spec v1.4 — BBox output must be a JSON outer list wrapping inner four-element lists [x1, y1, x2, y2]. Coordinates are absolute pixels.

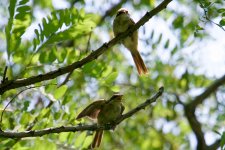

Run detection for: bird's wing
[[76, 100, 106, 120]]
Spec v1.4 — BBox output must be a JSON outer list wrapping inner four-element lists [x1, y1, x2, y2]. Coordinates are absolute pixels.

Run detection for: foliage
[[0, 0, 224, 149]]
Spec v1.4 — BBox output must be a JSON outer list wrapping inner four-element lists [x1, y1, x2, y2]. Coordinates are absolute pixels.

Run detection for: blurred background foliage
[[0, 0, 225, 149]]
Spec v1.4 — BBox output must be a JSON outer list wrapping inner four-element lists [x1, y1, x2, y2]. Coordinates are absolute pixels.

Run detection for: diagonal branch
[[207, 139, 221, 150], [0, 87, 163, 138], [188, 74, 225, 108], [0, 0, 172, 95]]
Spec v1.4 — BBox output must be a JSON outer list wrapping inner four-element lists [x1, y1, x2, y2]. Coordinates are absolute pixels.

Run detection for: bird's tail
[[91, 130, 104, 148], [131, 50, 148, 75]]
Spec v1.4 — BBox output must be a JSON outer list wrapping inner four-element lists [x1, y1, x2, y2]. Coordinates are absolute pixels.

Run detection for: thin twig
[[57, 71, 73, 88], [116, 87, 164, 124], [0, 84, 57, 126], [0, 87, 36, 125], [200, 2, 225, 31]]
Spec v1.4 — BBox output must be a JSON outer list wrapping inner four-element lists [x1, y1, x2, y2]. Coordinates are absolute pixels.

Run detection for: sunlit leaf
[[54, 85, 68, 99], [221, 132, 225, 149], [219, 19, 225, 26], [74, 132, 87, 147], [104, 71, 118, 84]]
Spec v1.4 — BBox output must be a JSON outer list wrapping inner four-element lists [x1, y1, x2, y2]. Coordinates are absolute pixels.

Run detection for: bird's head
[[116, 8, 129, 17], [108, 94, 123, 102]]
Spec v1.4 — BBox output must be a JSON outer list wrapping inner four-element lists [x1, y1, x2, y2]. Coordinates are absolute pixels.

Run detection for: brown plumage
[[76, 94, 124, 148], [131, 50, 148, 75], [113, 8, 148, 75]]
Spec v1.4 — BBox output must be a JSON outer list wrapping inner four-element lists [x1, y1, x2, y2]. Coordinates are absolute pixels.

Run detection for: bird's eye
[[116, 11, 123, 17]]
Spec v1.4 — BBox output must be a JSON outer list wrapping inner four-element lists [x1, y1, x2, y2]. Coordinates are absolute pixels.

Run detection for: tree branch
[[207, 139, 220, 150], [0, 0, 172, 95], [188, 74, 225, 108], [184, 104, 206, 150], [0, 87, 163, 138], [184, 74, 225, 150]]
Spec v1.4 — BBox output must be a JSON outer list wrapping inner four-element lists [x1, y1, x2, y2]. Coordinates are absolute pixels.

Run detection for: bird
[[113, 8, 148, 75], [76, 94, 125, 148]]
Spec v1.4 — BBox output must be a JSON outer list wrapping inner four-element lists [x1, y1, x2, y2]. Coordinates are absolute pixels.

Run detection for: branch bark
[[0, 0, 172, 95], [188, 74, 225, 108], [184, 74, 225, 150], [0, 87, 163, 138], [184, 105, 206, 150], [207, 139, 220, 150]]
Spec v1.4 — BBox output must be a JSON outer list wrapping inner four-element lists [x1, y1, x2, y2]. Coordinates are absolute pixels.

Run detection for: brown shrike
[[113, 8, 148, 75]]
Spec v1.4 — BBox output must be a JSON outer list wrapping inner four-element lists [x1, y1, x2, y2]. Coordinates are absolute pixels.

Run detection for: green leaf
[[6, 0, 31, 56], [16, 5, 30, 14], [74, 132, 87, 147], [6, 0, 17, 56], [39, 51, 49, 63], [62, 95, 72, 105], [150, 30, 154, 39], [39, 108, 51, 118], [104, 71, 118, 84], [59, 132, 70, 142], [55, 48, 67, 63], [49, 49, 57, 63], [54, 85, 68, 99], [102, 66, 113, 78], [19, 0, 29, 5], [20, 112, 32, 124], [200, 2, 211, 8], [196, 25, 204, 31], [221, 132, 225, 149], [82, 136, 92, 148], [8, 0, 17, 18], [33, 8, 96, 52], [219, 19, 225, 26], [82, 61, 96, 74], [172, 16, 184, 29], [157, 33, 162, 44], [218, 8, 225, 13], [82, 61, 104, 78], [164, 39, 169, 49], [111, 85, 120, 92], [45, 84, 56, 93], [23, 101, 30, 111], [33, 139, 56, 150]]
